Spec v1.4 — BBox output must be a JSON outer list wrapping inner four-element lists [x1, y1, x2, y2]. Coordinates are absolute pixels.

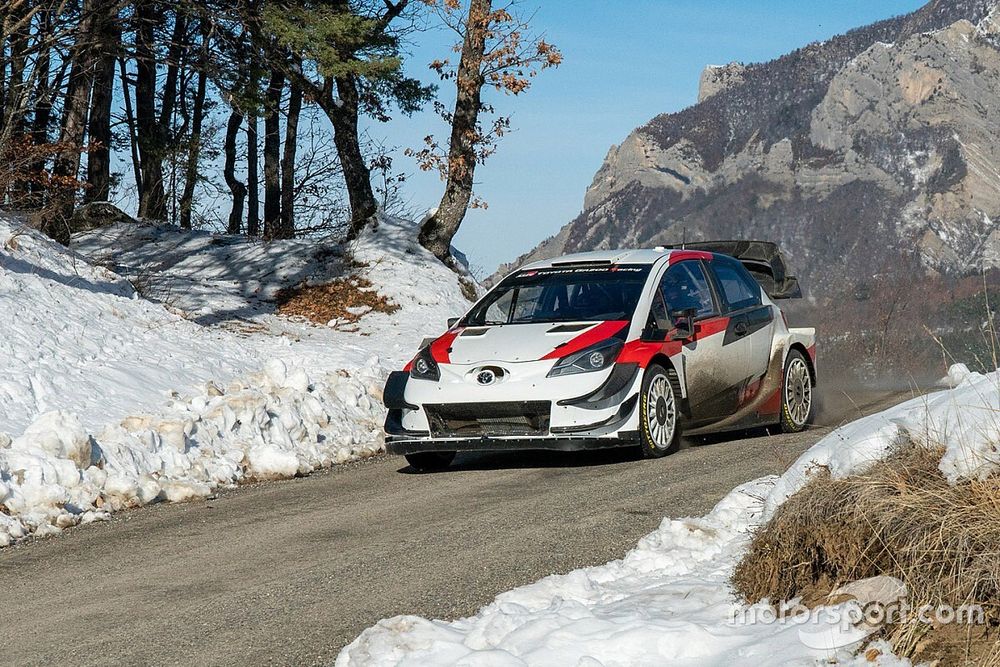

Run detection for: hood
[[446, 321, 627, 364]]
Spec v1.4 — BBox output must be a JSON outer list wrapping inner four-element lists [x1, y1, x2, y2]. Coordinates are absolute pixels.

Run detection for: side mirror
[[642, 326, 669, 342], [670, 308, 698, 341], [447, 317, 460, 329]]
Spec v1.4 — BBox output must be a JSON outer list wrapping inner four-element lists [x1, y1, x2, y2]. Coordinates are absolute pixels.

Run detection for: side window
[[711, 259, 761, 311], [485, 289, 514, 324], [649, 289, 669, 329], [659, 262, 717, 320], [510, 286, 546, 322]]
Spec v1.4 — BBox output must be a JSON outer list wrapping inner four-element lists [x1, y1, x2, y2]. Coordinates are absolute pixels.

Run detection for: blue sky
[[368, 0, 926, 275]]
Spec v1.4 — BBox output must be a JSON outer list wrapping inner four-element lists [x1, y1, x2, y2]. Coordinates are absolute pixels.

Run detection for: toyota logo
[[476, 370, 496, 386]]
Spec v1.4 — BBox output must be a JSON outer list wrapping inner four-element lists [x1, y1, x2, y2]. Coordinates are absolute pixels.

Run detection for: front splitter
[[386, 432, 639, 455]]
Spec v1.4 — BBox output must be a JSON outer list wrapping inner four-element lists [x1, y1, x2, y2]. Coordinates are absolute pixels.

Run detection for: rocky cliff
[[501, 0, 1000, 302]]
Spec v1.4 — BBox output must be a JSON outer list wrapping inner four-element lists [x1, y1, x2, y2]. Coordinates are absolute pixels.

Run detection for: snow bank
[[338, 366, 1000, 666], [0, 222, 256, 435], [0, 215, 470, 544]]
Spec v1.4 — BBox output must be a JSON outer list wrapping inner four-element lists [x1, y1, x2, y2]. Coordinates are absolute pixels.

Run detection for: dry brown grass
[[732, 442, 1000, 664], [275, 273, 400, 328]]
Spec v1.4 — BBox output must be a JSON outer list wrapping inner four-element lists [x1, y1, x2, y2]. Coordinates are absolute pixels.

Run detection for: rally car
[[384, 241, 816, 471]]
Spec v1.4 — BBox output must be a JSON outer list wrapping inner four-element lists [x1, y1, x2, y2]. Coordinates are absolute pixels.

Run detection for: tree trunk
[[0, 2, 31, 144], [3, 1, 30, 204], [246, 114, 260, 237], [135, 0, 167, 221], [179, 26, 208, 230], [262, 68, 283, 239], [279, 82, 302, 240], [86, 11, 120, 203], [223, 108, 246, 235], [328, 74, 377, 239], [118, 56, 143, 206], [419, 0, 491, 266], [47, 0, 100, 242], [161, 8, 188, 224], [28, 8, 54, 207], [159, 10, 187, 129], [5, 2, 29, 137]]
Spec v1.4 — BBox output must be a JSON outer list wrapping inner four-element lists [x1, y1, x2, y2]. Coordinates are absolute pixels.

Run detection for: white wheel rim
[[646, 374, 676, 448], [785, 358, 812, 427]]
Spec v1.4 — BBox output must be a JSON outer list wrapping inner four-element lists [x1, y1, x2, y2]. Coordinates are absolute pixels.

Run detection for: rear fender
[[782, 327, 817, 384]]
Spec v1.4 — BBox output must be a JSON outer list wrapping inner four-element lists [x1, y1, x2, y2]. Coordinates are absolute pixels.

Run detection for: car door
[[706, 257, 775, 398], [650, 260, 745, 423]]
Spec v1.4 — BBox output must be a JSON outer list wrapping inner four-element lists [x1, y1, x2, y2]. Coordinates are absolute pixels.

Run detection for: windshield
[[464, 265, 651, 326]]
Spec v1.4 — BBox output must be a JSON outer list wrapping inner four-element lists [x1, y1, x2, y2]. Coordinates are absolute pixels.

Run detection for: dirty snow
[[338, 365, 1000, 666], [0, 215, 470, 545]]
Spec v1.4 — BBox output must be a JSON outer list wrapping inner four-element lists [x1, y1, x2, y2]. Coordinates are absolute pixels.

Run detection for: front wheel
[[639, 363, 681, 458], [404, 451, 456, 472], [780, 350, 813, 433]]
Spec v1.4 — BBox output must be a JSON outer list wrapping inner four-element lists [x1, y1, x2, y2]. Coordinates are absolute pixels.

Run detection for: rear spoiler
[[667, 240, 803, 299]]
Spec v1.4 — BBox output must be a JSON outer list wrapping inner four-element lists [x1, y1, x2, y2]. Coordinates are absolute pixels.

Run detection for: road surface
[[0, 390, 910, 666]]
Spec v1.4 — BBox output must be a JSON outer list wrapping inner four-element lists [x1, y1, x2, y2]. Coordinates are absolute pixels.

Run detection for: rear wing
[[668, 240, 803, 299]]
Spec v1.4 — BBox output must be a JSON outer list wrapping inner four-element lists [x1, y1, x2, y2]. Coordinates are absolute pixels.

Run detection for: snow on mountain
[[337, 365, 1000, 666], [0, 215, 470, 545]]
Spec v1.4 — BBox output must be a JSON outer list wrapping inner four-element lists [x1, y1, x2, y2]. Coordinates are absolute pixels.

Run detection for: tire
[[780, 349, 814, 433], [404, 450, 456, 472], [639, 363, 681, 458]]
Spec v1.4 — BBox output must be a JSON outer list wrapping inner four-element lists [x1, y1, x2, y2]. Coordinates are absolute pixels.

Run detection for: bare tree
[[412, 0, 560, 265], [48, 0, 103, 237]]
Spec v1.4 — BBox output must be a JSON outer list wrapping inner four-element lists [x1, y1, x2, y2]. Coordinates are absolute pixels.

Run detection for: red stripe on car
[[540, 320, 629, 360], [696, 316, 730, 338], [668, 250, 714, 264], [617, 340, 682, 367], [429, 329, 462, 363], [617, 316, 730, 368]]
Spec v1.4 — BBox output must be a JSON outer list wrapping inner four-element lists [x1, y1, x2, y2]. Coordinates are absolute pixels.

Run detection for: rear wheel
[[404, 451, 456, 472], [639, 363, 680, 458], [780, 350, 813, 433]]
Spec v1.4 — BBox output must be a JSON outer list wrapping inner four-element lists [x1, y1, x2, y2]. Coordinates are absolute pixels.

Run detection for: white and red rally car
[[384, 241, 816, 471]]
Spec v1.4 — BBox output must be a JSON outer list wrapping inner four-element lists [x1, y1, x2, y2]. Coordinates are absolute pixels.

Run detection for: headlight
[[409, 347, 440, 381], [547, 338, 624, 377]]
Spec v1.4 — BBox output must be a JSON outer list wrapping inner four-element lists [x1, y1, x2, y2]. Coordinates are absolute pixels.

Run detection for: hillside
[[500, 0, 1000, 376]]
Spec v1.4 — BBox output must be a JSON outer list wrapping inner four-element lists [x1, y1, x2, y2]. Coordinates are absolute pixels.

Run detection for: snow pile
[[0, 215, 470, 544], [72, 214, 473, 337], [338, 366, 1000, 666], [0, 359, 384, 545], [0, 223, 258, 435]]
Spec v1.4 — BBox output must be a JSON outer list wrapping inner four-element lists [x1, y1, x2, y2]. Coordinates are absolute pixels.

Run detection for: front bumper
[[382, 365, 642, 454], [385, 432, 639, 455]]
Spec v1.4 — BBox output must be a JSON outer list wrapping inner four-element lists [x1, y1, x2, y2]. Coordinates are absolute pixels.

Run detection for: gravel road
[[0, 390, 910, 666]]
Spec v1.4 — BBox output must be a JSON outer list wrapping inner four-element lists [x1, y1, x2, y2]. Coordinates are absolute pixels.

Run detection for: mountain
[[498, 0, 1000, 379]]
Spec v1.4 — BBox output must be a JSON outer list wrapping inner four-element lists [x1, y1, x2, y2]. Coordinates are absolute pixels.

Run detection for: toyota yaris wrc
[[383, 241, 816, 471]]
